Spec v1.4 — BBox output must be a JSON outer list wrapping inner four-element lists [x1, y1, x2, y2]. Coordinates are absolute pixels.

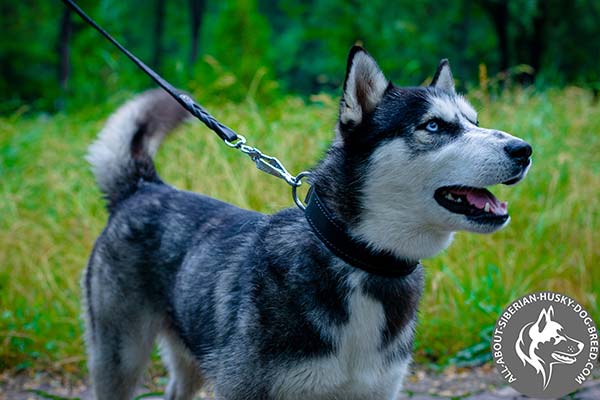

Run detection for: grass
[[0, 86, 598, 377]]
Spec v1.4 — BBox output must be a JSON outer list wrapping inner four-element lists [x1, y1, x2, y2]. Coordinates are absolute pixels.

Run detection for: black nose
[[504, 140, 532, 165]]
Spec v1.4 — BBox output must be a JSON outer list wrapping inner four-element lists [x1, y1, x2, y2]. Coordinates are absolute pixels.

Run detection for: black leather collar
[[304, 188, 420, 277]]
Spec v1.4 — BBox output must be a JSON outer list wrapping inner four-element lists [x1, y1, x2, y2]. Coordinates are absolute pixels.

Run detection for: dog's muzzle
[[434, 139, 532, 226]]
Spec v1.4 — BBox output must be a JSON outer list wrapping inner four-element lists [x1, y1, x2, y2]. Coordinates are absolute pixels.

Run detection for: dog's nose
[[504, 140, 532, 166]]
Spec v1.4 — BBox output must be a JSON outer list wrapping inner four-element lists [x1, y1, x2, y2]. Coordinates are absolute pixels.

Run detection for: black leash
[[63, 0, 419, 277]]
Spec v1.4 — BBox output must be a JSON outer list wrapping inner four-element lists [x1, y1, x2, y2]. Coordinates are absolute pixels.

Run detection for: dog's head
[[332, 47, 532, 260], [518, 307, 584, 364], [515, 306, 584, 388]]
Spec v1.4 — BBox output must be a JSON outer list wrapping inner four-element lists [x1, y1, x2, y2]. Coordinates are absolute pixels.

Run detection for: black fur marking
[[84, 241, 98, 341], [106, 159, 161, 213], [362, 269, 424, 348], [376, 87, 468, 155], [130, 121, 148, 160], [416, 118, 462, 137]]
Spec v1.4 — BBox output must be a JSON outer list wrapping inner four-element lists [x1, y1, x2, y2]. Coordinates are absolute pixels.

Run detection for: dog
[[83, 46, 532, 400], [515, 306, 584, 389]]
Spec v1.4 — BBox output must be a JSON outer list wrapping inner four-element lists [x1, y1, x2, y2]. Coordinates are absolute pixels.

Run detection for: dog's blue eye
[[426, 121, 439, 132]]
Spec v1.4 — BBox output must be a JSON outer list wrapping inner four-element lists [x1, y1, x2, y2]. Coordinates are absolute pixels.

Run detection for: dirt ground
[[2, 364, 599, 400]]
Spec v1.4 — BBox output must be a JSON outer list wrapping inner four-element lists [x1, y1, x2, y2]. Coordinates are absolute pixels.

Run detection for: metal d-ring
[[224, 135, 247, 148], [292, 171, 312, 210]]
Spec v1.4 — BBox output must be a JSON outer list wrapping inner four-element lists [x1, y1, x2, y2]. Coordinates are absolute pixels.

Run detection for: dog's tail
[[86, 89, 190, 210]]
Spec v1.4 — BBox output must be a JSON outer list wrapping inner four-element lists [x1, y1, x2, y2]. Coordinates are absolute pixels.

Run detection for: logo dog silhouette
[[515, 306, 584, 389]]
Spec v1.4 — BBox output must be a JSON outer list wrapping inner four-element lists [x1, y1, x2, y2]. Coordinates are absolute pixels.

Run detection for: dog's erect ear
[[534, 307, 552, 333], [339, 46, 388, 127], [430, 59, 455, 93]]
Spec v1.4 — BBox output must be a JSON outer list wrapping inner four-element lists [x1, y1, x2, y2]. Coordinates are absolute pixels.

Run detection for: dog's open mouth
[[434, 186, 509, 223], [552, 351, 577, 364]]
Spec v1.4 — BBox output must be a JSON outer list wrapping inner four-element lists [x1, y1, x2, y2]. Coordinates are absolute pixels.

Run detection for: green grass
[[0, 87, 598, 375]]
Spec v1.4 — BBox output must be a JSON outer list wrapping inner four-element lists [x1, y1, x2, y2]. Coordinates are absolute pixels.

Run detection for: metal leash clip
[[225, 136, 311, 210]]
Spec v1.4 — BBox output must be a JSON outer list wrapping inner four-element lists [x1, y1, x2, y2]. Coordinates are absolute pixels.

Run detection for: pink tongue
[[451, 188, 507, 214], [465, 191, 494, 209]]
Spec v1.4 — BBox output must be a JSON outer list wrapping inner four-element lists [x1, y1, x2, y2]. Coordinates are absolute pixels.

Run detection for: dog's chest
[[271, 281, 414, 399]]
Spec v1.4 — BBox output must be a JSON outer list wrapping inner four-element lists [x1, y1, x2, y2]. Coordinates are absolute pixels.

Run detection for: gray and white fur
[[83, 47, 531, 400]]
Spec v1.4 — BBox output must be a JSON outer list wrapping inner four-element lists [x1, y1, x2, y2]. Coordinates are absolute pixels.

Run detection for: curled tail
[[87, 89, 189, 210]]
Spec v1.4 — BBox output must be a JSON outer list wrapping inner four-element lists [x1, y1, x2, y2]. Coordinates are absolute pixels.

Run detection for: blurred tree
[[478, 0, 510, 72], [189, 0, 206, 64], [153, 0, 166, 72], [57, 6, 73, 109]]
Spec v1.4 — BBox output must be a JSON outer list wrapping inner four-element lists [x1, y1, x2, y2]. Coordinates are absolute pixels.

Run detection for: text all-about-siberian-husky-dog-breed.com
[[84, 46, 532, 400]]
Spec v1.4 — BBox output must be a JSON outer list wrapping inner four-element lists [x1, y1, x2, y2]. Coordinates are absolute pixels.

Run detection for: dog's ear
[[339, 46, 388, 128], [430, 59, 455, 93], [534, 307, 552, 333]]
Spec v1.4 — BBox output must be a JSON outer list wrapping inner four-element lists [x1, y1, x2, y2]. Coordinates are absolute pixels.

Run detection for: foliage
[[1, 1, 600, 113], [203, 0, 276, 101], [0, 86, 598, 374]]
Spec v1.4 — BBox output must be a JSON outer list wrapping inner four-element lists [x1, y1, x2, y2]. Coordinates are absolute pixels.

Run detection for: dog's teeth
[[445, 193, 454, 201], [484, 202, 491, 212], [456, 197, 462, 203]]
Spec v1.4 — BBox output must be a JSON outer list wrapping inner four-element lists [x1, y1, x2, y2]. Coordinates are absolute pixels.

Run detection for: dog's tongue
[[451, 187, 507, 215]]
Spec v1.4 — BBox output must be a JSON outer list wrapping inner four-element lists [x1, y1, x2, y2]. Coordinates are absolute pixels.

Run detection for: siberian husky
[[83, 46, 532, 399]]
